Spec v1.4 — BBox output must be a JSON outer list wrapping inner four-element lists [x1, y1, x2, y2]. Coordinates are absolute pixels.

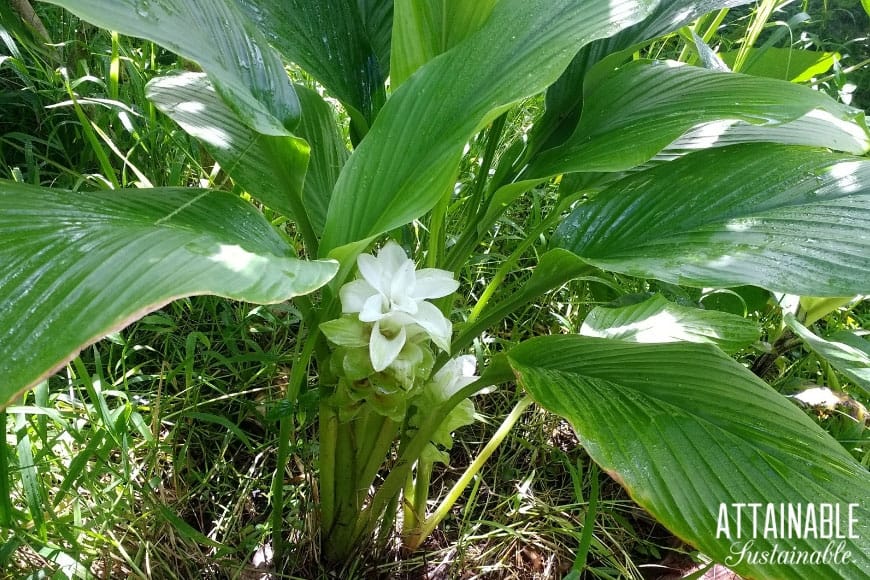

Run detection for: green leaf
[[320, 0, 661, 256], [553, 144, 870, 297], [147, 73, 347, 234], [508, 335, 870, 580], [528, 60, 869, 177], [530, 0, 755, 153], [293, 84, 350, 234], [390, 0, 497, 87], [720, 47, 840, 82], [146, 73, 307, 222], [45, 0, 299, 135], [581, 294, 759, 353], [0, 182, 338, 408], [785, 315, 870, 397], [237, 0, 389, 126], [357, 0, 394, 75]]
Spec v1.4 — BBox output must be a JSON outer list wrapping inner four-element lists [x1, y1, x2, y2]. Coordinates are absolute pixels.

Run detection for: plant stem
[[351, 375, 505, 544], [466, 207, 562, 324], [323, 419, 359, 560], [405, 459, 433, 538], [10, 0, 52, 45], [404, 395, 533, 550], [0, 412, 11, 527], [318, 405, 338, 535], [356, 415, 399, 502]]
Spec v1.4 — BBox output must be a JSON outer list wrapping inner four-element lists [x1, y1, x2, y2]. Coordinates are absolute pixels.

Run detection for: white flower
[[339, 241, 458, 372], [427, 355, 479, 402]]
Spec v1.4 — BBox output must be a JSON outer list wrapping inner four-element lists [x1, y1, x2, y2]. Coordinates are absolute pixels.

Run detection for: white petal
[[456, 354, 478, 379], [430, 355, 479, 400], [340, 279, 377, 314], [390, 260, 417, 304], [359, 293, 386, 322], [378, 240, 412, 274], [358, 253, 388, 295], [383, 310, 418, 329], [370, 322, 406, 372], [391, 294, 419, 315], [412, 269, 459, 300], [412, 301, 452, 352]]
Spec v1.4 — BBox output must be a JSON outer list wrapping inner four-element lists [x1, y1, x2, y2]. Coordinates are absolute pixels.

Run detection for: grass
[[2, 2, 869, 578]]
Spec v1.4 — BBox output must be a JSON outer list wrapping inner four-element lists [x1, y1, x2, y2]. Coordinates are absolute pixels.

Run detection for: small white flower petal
[[430, 355, 479, 400], [458, 355, 477, 380], [413, 301, 452, 352], [390, 260, 417, 303], [378, 240, 412, 274], [359, 293, 386, 322], [381, 310, 418, 330], [412, 269, 459, 300], [357, 253, 388, 295], [340, 279, 377, 314], [391, 294, 419, 315], [370, 321, 407, 372]]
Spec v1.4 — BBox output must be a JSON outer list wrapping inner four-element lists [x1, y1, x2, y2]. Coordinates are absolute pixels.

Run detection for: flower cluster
[[321, 241, 460, 419], [339, 241, 457, 370]]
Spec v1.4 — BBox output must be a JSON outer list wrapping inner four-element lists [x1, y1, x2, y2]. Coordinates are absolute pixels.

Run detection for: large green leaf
[[0, 181, 338, 408], [581, 294, 759, 353], [45, 0, 299, 135], [320, 0, 661, 257], [553, 144, 870, 297], [483, 59, 868, 239], [530, 0, 755, 153], [147, 73, 347, 234], [390, 0, 497, 87], [292, 85, 350, 234], [785, 315, 870, 397], [508, 335, 870, 579], [145, 73, 307, 224], [237, 0, 389, 126], [655, 110, 870, 164], [527, 60, 869, 177]]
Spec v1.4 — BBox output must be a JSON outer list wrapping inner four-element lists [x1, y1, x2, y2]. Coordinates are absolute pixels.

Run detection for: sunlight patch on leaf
[[208, 244, 267, 273]]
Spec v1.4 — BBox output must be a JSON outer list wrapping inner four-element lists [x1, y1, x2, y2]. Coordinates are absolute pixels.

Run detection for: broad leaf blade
[[0, 182, 338, 407], [45, 0, 299, 135], [508, 335, 870, 580], [553, 144, 870, 297], [146, 73, 308, 223], [528, 60, 869, 177], [147, 73, 347, 233], [655, 109, 870, 163], [237, 0, 388, 125], [581, 294, 759, 353], [320, 0, 661, 256], [390, 0, 497, 87], [785, 315, 870, 396], [530, 0, 755, 153]]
